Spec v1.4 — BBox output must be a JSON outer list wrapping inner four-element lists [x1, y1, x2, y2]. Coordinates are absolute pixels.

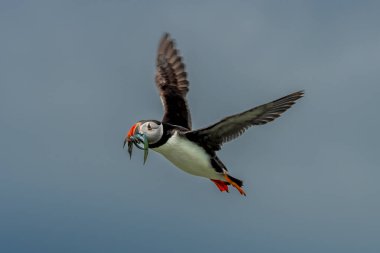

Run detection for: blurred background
[[1, 1, 379, 252]]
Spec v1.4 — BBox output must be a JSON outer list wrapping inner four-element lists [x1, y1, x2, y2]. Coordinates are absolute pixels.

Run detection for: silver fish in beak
[[124, 123, 149, 164]]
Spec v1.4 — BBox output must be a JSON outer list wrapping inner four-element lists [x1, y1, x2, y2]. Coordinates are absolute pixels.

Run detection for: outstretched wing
[[155, 33, 191, 130], [186, 90, 304, 151]]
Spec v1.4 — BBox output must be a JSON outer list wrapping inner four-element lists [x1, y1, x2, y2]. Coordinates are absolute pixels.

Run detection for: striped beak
[[123, 122, 149, 164]]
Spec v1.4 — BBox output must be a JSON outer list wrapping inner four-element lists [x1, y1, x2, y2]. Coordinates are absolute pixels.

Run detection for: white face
[[138, 121, 163, 144]]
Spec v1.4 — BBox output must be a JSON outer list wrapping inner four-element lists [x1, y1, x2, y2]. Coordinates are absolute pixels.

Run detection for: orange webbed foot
[[211, 179, 229, 193], [223, 174, 246, 196]]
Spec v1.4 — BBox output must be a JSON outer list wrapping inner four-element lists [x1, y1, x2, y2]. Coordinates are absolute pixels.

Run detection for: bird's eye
[[147, 123, 152, 131]]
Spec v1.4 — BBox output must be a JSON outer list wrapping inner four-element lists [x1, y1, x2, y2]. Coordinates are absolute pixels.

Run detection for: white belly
[[152, 132, 224, 180]]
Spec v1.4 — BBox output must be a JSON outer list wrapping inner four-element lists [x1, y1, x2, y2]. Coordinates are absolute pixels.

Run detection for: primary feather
[[186, 90, 304, 151], [155, 33, 192, 130]]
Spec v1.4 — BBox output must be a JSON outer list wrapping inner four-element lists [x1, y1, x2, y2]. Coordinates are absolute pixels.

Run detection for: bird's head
[[123, 120, 163, 164]]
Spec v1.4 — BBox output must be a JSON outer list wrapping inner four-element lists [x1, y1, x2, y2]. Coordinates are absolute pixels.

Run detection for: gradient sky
[[1, 1, 379, 252]]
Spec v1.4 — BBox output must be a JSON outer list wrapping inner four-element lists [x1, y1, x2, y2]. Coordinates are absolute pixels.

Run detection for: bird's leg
[[223, 174, 246, 196]]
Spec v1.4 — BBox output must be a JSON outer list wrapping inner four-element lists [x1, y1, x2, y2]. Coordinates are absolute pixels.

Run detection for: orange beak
[[124, 122, 141, 148], [127, 122, 141, 140]]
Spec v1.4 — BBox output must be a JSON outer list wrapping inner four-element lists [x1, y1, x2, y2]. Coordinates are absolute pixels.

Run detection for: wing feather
[[186, 91, 304, 151], [155, 33, 191, 129]]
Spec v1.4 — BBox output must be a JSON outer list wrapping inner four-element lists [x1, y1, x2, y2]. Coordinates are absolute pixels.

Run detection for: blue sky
[[1, 1, 379, 252]]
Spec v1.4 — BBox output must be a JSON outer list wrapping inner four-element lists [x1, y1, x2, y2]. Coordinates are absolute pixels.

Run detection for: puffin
[[124, 33, 304, 196]]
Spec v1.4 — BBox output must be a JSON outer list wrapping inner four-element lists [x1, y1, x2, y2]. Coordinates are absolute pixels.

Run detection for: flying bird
[[124, 33, 304, 195]]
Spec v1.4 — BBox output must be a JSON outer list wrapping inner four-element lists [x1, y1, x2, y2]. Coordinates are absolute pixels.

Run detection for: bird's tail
[[227, 175, 243, 187]]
